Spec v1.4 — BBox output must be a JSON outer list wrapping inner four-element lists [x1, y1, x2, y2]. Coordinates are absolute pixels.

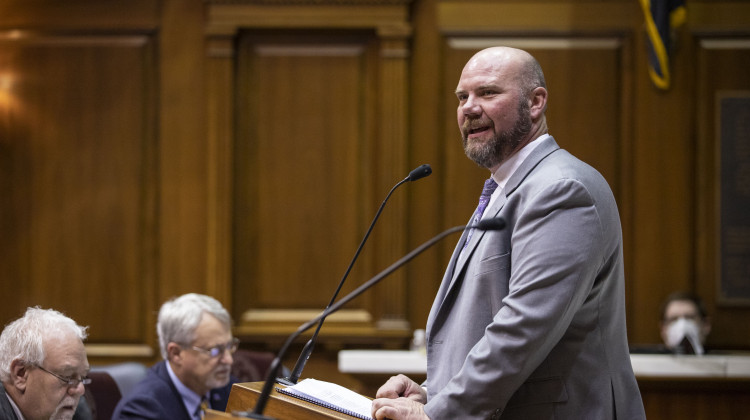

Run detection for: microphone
[[279, 164, 432, 386], [407, 164, 432, 181], [475, 217, 506, 231], [238, 218, 506, 419]]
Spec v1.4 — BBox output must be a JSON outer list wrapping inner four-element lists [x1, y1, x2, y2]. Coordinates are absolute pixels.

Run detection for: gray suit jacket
[[423, 137, 645, 420]]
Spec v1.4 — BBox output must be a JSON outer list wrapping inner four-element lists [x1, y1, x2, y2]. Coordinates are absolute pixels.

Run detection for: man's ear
[[9, 359, 29, 391], [529, 86, 548, 119], [166, 342, 183, 365]]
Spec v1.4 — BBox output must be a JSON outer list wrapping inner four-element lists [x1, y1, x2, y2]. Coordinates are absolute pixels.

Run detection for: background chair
[[231, 349, 290, 382], [76, 362, 149, 420]]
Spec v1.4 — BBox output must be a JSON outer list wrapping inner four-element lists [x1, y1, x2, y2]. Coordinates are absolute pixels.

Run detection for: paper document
[[277, 378, 374, 420]]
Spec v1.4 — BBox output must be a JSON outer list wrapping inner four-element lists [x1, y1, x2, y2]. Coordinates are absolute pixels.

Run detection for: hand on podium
[[374, 374, 426, 403], [371, 374, 429, 420]]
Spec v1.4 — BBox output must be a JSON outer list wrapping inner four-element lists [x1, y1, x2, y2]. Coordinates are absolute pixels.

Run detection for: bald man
[[372, 47, 645, 420]]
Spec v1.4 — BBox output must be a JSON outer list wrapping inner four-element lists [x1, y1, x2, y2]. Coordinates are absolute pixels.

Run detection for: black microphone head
[[408, 164, 432, 182], [475, 217, 506, 231]]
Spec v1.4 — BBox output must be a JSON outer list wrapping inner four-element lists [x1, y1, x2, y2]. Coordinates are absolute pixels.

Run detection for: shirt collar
[[4, 389, 25, 420], [491, 133, 550, 189], [166, 360, 207, 418]]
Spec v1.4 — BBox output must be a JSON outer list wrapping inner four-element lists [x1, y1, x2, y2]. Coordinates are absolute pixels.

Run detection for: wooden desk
[[205, 408, 240, 418], [629, 355, 750, 419], [338, 350, 750, 420]]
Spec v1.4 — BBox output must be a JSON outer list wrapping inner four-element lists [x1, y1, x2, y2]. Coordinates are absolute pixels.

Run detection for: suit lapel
[[454, 191, 507, 277], [428, 190, 508, 330], [428, 136, 561, 334], [427, 214, 474, 326], [157, 361, 194, 420]]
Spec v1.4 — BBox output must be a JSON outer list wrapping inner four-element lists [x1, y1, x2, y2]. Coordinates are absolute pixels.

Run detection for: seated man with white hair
[[0, 307, 91, 420]]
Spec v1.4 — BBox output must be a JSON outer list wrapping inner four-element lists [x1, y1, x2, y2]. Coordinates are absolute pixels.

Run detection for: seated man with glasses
[[0, 306, 90, 420], [113, 294, 239, 420]]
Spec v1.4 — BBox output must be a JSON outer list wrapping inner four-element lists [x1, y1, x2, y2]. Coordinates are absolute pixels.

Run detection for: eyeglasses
[[34, 364, 92, 387], [189, 337, 240, 359]]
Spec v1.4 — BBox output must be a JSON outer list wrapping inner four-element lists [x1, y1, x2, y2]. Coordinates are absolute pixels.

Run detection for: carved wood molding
[[207, 0, 412, 5], [204, 0, 413, 325], [233, 308, 411, 349], [205, 0, 413, 37], [84, 344, 155, 358]]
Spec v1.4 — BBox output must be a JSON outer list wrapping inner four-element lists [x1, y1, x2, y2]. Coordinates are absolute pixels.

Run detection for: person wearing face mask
[[0, 307, 90, 420], [112, 294, 239, 420], [659, 292, 712, 355]]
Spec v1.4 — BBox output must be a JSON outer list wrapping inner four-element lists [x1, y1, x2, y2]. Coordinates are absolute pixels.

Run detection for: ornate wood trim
[[205, 0, 413, 324], [207, 0, 412, 5], [84, 344, 155, 358]]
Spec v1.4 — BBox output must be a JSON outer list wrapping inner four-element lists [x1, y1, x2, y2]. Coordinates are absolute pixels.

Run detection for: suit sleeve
[[112, 394, 170, 420], [425, 178, 611, 419]]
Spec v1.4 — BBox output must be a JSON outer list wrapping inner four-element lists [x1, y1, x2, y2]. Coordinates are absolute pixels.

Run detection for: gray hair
[[157, 293, 232, 359], [0, 307, 88, 382]]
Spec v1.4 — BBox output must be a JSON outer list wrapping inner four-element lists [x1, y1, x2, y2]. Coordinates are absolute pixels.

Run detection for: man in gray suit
[[371, 47, 645, 419]]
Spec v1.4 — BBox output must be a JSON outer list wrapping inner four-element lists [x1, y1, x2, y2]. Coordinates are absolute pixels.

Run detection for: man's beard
[[462, 99, 532, 169], [51, 397, 80, 420], [206, 366, 232, 389]]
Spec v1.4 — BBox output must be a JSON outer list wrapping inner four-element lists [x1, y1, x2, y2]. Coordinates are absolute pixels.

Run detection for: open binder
[[226, 381, 374, 420], [275, 378, 373, 420]]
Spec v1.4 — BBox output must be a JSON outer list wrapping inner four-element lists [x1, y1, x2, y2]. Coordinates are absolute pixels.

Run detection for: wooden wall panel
[[157, 0, 212, 305], [403, 0, 444, 331], [696, 38, 750, 349], [206, 35, 236, 307], [629, 5, 750, 348], [0, 33, 157, 357], [219, 2, 416, 375], [0, 0, 158, 29], [233, 32, 377, 312], [628, 23, 696, 345], [212, 3, 414, 336]]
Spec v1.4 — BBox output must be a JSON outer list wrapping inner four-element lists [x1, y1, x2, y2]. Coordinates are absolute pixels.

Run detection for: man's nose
[[219, 349, 234, 364], [461, 96, 481, 117], [68, 382, 85, 396]]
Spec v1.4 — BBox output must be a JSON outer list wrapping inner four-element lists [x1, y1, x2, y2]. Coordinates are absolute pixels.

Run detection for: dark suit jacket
[[424, 137, 645, 419], [1, 389, 20, 420], [111, 361, 234, 420]]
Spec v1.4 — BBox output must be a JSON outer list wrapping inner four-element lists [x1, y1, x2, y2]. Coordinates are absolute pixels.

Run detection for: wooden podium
[[225, 382, 366, 420], [206, 408, 247, 419]]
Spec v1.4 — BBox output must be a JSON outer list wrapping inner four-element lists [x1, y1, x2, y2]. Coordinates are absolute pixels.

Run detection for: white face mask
[[665, 317, 704, 355]]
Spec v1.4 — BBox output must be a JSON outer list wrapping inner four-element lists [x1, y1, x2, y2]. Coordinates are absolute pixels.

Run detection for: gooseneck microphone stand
[[279, 164, 432, 386], [240, 218, 505, 419]]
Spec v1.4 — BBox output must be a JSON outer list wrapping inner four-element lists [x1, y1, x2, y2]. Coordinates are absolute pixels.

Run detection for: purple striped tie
[[463, 178, 498, 249]]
